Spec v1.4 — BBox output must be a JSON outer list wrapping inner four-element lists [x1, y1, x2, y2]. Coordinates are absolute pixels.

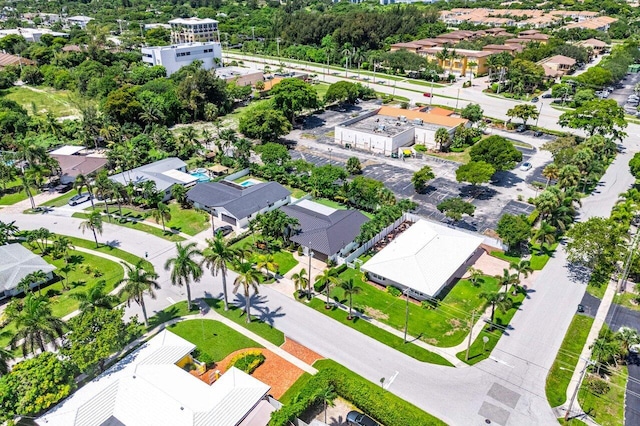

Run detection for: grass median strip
[[71, 212, 185, 242], [62, 235, 154, 272], [307, 298, 452, 366], [545, 314, 594, 407]]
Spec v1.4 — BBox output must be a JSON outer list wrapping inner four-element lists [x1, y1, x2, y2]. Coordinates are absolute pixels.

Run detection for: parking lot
[[606, 72, 640, 114]]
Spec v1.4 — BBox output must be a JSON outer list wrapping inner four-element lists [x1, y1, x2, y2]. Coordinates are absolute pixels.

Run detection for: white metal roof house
[[37, 330, 273, 426], [187, 181, 291, 228], [109, 158, 197, 201], [361, 220, 484, 299], [0, 244, 55, 299]]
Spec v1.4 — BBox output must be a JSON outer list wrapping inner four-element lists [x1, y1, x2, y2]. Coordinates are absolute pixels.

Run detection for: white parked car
[[519, 162, 532, 172]]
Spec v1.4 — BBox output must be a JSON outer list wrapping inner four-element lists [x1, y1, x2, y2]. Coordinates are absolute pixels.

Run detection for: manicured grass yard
[[546, 315, 594, 407], [147, 299, 285, 346], [0, 179, 36, 205], [558, 418, 588, 426], [456, 289, 526, 364], [578, 366, 627, 426], [1, 86, 80, 117], [72, 212, 185, 242], [490, 250, 521, 264], [63, 235, 154, 272], [153, 202, 210, 236], [168, 319, 261, 362], [313, 198, 375, 219], [279, 372, 313, 405], [530, 243, 558, 270], [314, 83, 330, 99], [41, 189, 79, 207], [230, 234, 298, 275], [329, 268, 499, 347]]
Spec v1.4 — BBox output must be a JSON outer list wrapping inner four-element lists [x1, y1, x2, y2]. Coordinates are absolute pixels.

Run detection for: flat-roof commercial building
[[334, 106, 468, 156], [215, 66, 264, 86], [142, 42, 222, 76], [169, 17, 219, 44], [361, 220, 484, 299], [37, 330, 273, 426]]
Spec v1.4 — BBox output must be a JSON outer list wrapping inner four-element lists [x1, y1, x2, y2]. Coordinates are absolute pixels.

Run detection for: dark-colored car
[[346, 411, 379, 426], [534, 131, 543, 137], [68, 193, 92, 206], [541, 93, 553, 99], [577, 304, 585, 313], [214, 225, 233, 236], [531, 97, 539, 103], [516, 125, 527, 133]]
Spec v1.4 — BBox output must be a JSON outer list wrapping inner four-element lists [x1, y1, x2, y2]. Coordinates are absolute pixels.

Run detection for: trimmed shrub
[[414, 144, 427, 152], [386, 286, 402, 297], [585, 376, 610, 395], [527, 209, 540, 225], [226, 349, 265, 374]]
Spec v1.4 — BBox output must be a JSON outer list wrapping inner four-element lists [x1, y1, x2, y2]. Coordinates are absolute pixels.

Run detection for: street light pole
[[454, 88, 461, 114], [328, 148, 333, 163], [565, 359, 594, 421], [403, 289, 410, 343], [535, 102, 543, 127], [465, 310, 476, 361], [307, 242, 314, 300]]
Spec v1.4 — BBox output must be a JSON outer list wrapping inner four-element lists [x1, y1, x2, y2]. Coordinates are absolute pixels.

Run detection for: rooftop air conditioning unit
[[413, 118, 423, 125], [399, 115, 407, 122]]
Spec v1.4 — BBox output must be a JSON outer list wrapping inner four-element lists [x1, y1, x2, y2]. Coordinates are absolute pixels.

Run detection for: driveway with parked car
[[67, 193, 92, 206]]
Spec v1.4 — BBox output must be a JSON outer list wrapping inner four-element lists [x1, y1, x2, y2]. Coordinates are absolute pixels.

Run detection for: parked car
[[541, 93, 552, 99], [214, 225, 234, 236], [531, 97, 539, 103], [534, 131, 543, 137], [346, 411, 379, 426], [55, 183, 72, 193], [68, 193, 92, 206], [577, 304, 585, 313], [516, 125, 527, 133], [423, 92, 432, 97], [519, 162, 532, 171]]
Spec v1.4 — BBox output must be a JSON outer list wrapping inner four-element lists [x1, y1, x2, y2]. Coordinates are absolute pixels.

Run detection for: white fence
[[224, 167, 250, 182]]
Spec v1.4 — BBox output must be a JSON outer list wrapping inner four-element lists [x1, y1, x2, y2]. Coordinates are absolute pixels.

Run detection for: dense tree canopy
[[270, 78, 320, 123], [558, 99, 627, 140], [469, 136, 522, 171]]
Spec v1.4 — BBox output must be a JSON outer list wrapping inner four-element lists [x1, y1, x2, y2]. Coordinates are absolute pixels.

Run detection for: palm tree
[[509, 260, 532, 281], [591, 335, 618, 375], [435, 47, 450, 72], [316, 267, 339, 308], [165, 242, 203, 311], [201, 233, 239, 311], [533, 221, 556, 250], [291, 268, 309, 297], [75, 173, 95, 209], [434, 127, 450, 151], [94, 170, 114, 221], [152, 201, 172, 231], [9, 294, 65, 356], [479, 291, 512, 325], [320, 385, 337, 424], [14, 138, 49, 210], [59, 264, 75, 291], [467, 266, 484, 287], [616, 328, 640, 360], [467, 61, 477, 83], [79, 210, 103, 247], [352, 48, 365, 79], [118, 262, 161, 326], [496, 268, 518, 293], [558, 165, 581, 190], [341, 44, 353, 76], [71, 280, 119, 312], [0, 343, 12, 376], [53, 235, 74, 261], [340, 278, 362, 320], [232, 260, 262, 323], [542, 164, 560, 189], [256, 253, 279, 279]]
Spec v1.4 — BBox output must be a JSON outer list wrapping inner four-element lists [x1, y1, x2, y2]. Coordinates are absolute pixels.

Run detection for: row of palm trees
[[291, 267, 362, 320], [478, 260, 533, 326]]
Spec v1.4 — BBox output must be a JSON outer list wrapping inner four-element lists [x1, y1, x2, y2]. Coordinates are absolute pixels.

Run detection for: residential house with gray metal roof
[[0, 243, 55, 299]]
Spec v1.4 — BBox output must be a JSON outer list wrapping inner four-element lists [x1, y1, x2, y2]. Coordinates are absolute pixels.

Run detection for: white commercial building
[[215, 66, 264, 86], [334, 106, 468, 156], [361, 220, 484, 299], [0, 28, 68, 43], [141, 42, 222, 76], [37, 330, 274, 426], [66, 15, 93, 29], [169, 17, 219, 44]]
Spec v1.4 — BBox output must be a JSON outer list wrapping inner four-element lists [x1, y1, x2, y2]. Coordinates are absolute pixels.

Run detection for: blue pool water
[[240, 180, 255, 187], [190, 172, 210, 182]]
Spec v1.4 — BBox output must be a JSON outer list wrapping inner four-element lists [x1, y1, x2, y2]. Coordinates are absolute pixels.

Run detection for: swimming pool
[[240, 180, 255, 187], [190, 172, 210, 182]]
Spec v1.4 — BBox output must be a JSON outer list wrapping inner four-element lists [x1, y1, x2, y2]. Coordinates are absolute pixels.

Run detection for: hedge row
[[269, 360, 446, 426]]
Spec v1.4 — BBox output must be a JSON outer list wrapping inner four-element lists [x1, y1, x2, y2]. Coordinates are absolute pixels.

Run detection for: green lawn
[[279, 372, 313, 405], [72, 212, 185, 242], [147, 299, 285, 346], [614, 291, 640, 312], [63, 235, 154, 272], [558, 419, 589, 425], [286, 185, 308, 199], [308, 298, 452, 365], [313, 198, 375, 219], [330, 268, 498, 347], [1, 86, 80, 117], [168, 319, 261, 362], [530, 243, 558, 270], [546, 315, 595, 407], [456, 289, 526, 364], [229, 233, 298, 275], [159, 203, 210, 236], [41, 189, 79, 207], [426, 149, 471, 164], [0, 179, 35, 205], [489, 250, 521, 264], [315, 83, 330, 99], [578, 366, 627, 426]]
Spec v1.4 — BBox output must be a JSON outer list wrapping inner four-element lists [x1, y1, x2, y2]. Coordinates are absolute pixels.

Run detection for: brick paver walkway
[[282, 338, 323, 365]]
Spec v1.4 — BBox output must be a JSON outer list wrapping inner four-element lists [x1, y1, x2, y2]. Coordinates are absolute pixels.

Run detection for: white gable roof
[[361, 220, 483, 297], [0, 244, 56, 294], [50, 145, 85, 156], [38, 329, 270, 426]]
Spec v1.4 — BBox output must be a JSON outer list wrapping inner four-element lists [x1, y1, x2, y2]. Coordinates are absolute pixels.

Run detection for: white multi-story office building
[[169, 17, 219, 44], [141, 42, 222, 76]]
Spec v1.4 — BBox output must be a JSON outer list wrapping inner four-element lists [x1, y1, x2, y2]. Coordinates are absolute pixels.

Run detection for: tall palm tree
[[533, 221, 556, 250], [94, 170, 114, 221], [509, 260, 532, 281], [591, 335, 618, 374], [496, 268, 518, 293], [71, 280, 119, 313], [316, 267, 339, 308], [434, 127, 450, 151], [164, 242, 203, 311], [320, 385, 337, 424], [152, 201, 172, 231], [542, 163, 560, 189], [21, 270, 49, 296], [52, 236, 74, 261], [467, 266, 484, 287], [340, 278, 362, 320], [291, 268, 309, 297], [201, 233, 239, 311], [479, 291, 512, 325], [0, 341, 12, 376], [118, 262, 161, 326], [435, 47, 450, 72], [75, 173, 95, 209], [14, 138, 49, 210], [79, 210, 103, 248], [256, 253, 279, 278], [9, 294, 65, 356], [232, 260, 262, 323], [558, 164, 581, 190]]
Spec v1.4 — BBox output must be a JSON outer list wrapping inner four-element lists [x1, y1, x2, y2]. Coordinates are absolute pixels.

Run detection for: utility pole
[[276, 37, 281, 58], [535, 102, 543, 127], [403, 289, 410, 343], [454, 88, 461, 114], [565, 360, 593, 421], [429, 79, 435, 106], [251, 26, 255, 41], [465, 311, 476, 361], [307, 242, 314, 300]]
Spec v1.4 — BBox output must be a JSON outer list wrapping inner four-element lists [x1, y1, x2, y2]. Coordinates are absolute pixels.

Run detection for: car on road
[[68, 193, 92, 206], [214, 225, 234, 236], [519, 162, 532, 171], [531, 97, 539, 103], [423, 92, 432, 97], [541, 93, 552, 99], [346, 411, 379, 426]]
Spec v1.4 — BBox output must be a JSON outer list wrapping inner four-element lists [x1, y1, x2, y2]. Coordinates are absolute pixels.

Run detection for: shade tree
[[469, 136, 522, 171], [436, 197, 475, 224]]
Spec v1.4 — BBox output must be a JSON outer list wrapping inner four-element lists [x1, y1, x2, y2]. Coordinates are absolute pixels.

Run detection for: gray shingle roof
[[281, 204, 369, 257], [187, 181, 291, 219], [0, 244, 56, 294]]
